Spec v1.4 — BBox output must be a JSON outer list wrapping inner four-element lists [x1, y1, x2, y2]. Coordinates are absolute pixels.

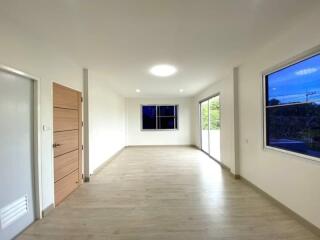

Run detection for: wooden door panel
[[53, 83, 79, 109], [54, 170, 79, 205], [54, 108, 78, 131], [54, 130, 78, 157], [53, 82, 82, 206], [54, 150, 79, 182]]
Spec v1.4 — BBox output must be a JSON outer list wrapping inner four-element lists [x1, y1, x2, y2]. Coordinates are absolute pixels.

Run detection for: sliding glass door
[[200, 100, 209, 153], [200, 95, 221, 161], [209, 96, 220, 160]]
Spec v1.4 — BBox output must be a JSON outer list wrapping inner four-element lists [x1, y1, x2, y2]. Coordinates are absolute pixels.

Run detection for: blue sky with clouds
[[267, 54, 320, 105]]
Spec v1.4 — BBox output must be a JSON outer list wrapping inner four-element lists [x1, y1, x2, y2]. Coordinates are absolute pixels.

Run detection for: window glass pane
[[266, 103, 320, 158], [209, 96, 220, 130], [267, 54, 320, 106], [158, 117, 175, 129], [209, 96, 221, 161], [158, 106, 175, 116], [200, 100, 209, 153], [201, 101, 209, 131], [142, 106, 156, 129]]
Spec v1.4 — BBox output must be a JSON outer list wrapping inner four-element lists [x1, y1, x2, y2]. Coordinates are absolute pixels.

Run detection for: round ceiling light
[[149, 64, 177, 77]]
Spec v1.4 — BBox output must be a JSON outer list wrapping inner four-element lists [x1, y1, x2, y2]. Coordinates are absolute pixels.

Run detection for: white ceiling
[[1, 0, 319, 97]]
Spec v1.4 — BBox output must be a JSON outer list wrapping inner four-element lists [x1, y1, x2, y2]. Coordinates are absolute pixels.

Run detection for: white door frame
[[0, 64, 42, 220]]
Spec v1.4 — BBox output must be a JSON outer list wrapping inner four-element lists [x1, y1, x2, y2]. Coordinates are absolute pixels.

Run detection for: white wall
[[238, 6, 320, 228], [88, 73, 126, 173], [0, 18, 82, 210], [0, 18, 127, 211], [2, 4, 320, 230], [193, 70, 237, 173], [126, 98, 193, 146]]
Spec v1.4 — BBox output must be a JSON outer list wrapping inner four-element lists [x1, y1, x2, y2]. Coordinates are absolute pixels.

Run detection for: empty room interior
[[1, 1, 320, 239]]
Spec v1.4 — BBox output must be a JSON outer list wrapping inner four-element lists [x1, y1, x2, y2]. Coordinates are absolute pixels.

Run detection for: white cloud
[[295, 68, 318, 76]]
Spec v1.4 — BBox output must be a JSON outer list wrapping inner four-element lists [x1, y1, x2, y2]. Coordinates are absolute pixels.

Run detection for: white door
[[0, 70, 35, 240]]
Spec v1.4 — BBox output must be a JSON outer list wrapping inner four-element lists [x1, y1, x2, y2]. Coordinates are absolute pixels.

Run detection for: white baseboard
[[125, 144, 196, 148]]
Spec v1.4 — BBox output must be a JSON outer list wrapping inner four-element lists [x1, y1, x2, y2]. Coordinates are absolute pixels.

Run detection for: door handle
[[53, 143, 61, 148]]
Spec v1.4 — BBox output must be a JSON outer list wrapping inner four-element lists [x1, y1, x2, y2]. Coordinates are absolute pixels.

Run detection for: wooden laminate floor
[[19, 146, 319, 240]]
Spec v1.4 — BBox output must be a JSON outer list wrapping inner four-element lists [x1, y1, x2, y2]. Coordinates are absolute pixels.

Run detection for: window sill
[[140, 129, 179, 132], [264, 145, 320, 163]]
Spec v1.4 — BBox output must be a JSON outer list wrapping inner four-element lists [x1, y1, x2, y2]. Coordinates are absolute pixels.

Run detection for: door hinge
[[82, 145, 84, 150], [82, 173, 84, 179], [82, 121, 84, 127], [81, 97, 83, 102]]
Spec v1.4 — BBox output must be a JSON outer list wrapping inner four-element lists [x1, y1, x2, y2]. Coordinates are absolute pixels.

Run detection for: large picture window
[[264, 52, 320, 159], [142, 105, 178, 130]]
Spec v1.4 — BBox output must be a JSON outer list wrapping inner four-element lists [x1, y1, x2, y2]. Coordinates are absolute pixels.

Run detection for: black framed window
[[265, 53, 320, 159], [142, 105, 178, 130]]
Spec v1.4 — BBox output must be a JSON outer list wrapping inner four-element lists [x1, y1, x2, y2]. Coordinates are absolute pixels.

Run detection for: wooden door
[[53, 83, 82, 205]]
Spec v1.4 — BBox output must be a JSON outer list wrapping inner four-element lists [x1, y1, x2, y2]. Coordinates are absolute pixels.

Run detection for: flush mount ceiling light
[[179, 89, 184, 93], [136, 89, 141, 93], [149, 64, 177, 77]]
